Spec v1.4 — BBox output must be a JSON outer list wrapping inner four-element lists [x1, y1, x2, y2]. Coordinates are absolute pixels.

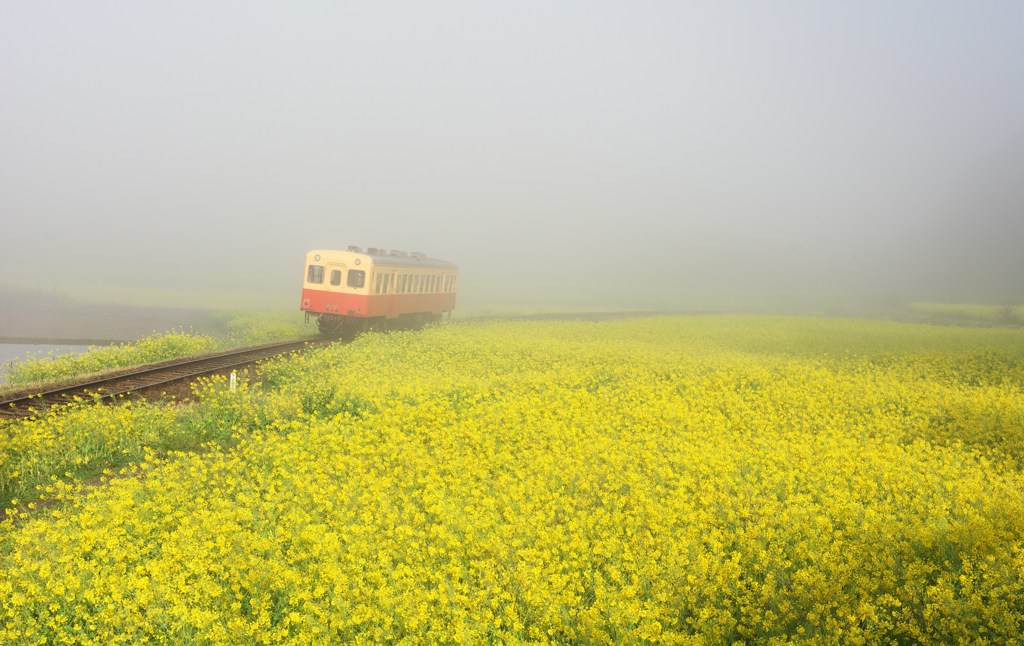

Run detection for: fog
[[2, 2, 1022, 312]]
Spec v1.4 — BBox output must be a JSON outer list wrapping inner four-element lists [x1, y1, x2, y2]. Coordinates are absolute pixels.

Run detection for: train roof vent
[[410, 251, 426, 260], [367, 247, 383, 255], [389, 249, 408, 257], [347, 245, 362, 253]]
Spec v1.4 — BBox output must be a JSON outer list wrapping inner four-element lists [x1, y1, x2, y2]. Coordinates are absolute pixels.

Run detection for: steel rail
[[0, 338, 327, 419]]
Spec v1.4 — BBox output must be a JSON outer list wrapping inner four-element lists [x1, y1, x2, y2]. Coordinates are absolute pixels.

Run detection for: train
[[300, 247, 458, 335]]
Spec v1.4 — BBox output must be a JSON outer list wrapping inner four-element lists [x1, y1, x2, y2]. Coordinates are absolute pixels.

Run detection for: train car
[[300, 246, 458, 335]]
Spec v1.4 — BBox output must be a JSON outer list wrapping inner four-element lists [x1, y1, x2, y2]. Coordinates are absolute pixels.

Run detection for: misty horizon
[[2, 2, 1022, 312]]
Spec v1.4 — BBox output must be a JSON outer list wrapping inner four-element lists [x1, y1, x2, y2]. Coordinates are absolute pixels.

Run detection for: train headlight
[[314, 254, 321, 261]]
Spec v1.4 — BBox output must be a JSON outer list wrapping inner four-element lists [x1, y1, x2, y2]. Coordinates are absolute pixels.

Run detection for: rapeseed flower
[[1, 317, 1023, 643]]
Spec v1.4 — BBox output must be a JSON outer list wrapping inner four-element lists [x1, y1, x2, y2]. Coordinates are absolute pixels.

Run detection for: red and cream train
[[300, 247, 458, 335]]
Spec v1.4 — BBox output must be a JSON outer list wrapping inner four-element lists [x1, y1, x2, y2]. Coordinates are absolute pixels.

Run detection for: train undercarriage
[[313, 312, 444, 337]]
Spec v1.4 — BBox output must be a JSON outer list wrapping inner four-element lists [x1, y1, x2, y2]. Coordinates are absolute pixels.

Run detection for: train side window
[[348, 270, 365, 289], [307, 265, 325, 284], [330, 269, 342, 286], [374, 274, 382, 294]]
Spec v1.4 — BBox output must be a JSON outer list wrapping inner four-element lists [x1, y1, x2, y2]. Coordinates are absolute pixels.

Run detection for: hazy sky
[[2, 1, 1022, 308]]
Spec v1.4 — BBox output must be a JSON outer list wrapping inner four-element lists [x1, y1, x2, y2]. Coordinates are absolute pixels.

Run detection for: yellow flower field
[[2, 316, 1023, 643]]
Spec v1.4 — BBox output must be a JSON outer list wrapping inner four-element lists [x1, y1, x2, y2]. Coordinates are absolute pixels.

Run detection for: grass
[[3, 312, 316, 390], [3, 331, 223, 386], [207, 310, 317, 345], [908, 301, 1023, 325]]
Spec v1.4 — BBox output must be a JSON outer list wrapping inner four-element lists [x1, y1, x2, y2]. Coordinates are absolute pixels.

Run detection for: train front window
[[330, 270, 342, 286], [348, 270, 365, 289], [307, 265, 325, 284]]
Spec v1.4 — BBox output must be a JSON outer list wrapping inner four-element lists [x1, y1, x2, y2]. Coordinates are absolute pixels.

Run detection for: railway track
[[0, 338, 327, 420], [0, 312, 683, 420]]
